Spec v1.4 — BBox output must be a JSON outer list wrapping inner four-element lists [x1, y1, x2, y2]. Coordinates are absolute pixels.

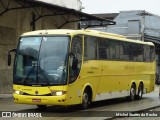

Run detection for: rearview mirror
[[8, 49, 16, 66], [8, 54, 11, 66]]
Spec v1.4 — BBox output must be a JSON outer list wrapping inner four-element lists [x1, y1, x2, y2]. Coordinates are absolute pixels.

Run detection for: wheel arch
[[130, 81, 136, 89], [138, 81, 144, 87], [130, 81, 144, 95], [135, 81, 144, 94], [81, 83, 93, 103], [137, 81, 144, 93], [129, 81, 137, 94]]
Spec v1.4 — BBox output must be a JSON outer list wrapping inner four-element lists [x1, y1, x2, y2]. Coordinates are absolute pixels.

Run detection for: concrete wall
[[145, 15, 160, 37], [106, 10, 160, 39], [0, 1, 78, 93], [106, 10, 142, 36]]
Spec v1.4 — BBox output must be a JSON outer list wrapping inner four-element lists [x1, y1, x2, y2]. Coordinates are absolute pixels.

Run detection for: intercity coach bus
[[8, 29, 156, 109]]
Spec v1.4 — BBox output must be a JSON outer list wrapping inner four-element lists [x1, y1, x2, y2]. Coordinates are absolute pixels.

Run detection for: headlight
[[56, 91, 63, 96], [50, 91, 67, 96], [14, 90, 24, 95]]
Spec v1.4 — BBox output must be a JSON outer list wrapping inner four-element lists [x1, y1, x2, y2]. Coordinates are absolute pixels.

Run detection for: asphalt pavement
[[0, 94, 12, 100]]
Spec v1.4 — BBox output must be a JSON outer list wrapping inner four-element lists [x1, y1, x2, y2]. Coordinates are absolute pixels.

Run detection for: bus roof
[[22, 29, 125, 38], [21, 29, 154, 46]]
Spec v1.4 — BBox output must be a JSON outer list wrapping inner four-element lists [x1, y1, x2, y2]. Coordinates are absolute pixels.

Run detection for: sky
[[80, 0, 160, 15]]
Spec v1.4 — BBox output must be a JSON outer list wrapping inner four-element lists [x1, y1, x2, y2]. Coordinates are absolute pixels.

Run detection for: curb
[[0, 94, 13, 100]]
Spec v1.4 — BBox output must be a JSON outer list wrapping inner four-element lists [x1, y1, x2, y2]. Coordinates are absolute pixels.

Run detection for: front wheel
[[81, 90, 91, 109]]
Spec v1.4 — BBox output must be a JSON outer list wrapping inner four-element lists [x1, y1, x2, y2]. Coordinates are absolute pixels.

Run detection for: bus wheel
[[81, 89, 90, 109], [37, 105, 46, 110], [129, 84, 136, 101], [136, 83, 143, 100]]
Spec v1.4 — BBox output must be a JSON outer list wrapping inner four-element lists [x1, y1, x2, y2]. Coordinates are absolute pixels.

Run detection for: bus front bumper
[[13, 94, 68, 106]]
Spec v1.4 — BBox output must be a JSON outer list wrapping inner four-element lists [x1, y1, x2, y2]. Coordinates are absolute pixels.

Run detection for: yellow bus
[[8, 29, 156, 109]]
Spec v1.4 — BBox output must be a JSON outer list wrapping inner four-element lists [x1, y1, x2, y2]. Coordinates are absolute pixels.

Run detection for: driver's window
[[69, 35, 82, 84]]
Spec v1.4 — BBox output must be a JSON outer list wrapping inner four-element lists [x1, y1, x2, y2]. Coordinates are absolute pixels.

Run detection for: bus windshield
[[14, 36, 69, 86]]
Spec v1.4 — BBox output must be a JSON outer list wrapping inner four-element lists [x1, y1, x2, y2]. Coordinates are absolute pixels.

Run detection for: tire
[[81, 89, 91, 109], [129, 84, 136, 101], [136, 83, 143, 100], [37, 105, 47, 110]]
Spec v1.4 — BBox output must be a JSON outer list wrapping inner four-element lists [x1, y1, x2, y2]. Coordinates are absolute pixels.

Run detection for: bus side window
[[98, 38, 107, 59], [69, 35, 82, 84], [106, 40, 120, 60], [135, 44, 144, 62], [150, 46, 155, 62], [84, 36, 97, 60], [145, 45, 150, 62], [122, 42, 130, 61]]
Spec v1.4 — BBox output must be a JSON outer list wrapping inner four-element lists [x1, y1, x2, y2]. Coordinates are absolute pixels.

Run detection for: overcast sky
[[80, 0, 160, 15]]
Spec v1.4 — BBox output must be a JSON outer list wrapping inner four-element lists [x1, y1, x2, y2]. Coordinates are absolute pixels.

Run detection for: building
[[0, 0, 114, 93]]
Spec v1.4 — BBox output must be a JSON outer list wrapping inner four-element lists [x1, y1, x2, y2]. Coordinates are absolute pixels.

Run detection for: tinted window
[[150, 46, 155, 62], [145, 45, 150, 62], [83, 35, 155, 62], [84, 36, 97, 60], [121, 42, 130, 61], [130, 43, 144, 62], [98, 38, 107, 59], [69, 35, 82, 84], [105, 40, 120, 60]]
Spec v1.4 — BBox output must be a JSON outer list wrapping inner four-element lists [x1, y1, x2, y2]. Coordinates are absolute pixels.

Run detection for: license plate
[[32, 99, 41, 102]]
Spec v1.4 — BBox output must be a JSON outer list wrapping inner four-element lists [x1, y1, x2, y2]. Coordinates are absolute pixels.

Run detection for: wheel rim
[[130, 86, 135, 100], [139, 88, 142, 96], [82, 93, 89, 108], [138, 85, 143, 97]]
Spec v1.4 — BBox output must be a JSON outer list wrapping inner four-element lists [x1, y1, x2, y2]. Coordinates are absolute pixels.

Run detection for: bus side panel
[[96, 61, 131, 101], [67, 60, 101, 105], [95, 61, 156, 101]]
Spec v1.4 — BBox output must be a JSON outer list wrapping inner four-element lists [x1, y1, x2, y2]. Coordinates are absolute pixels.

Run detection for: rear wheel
[[129, 84, 136, 101], [136, 83, 143, 100]]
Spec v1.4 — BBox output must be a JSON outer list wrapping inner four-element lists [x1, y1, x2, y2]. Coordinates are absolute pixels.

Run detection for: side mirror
[[8, 49, 16, 66], [69, 52, 78, 70], [8, 54, 11, 66], [72, 57, 78, 70]]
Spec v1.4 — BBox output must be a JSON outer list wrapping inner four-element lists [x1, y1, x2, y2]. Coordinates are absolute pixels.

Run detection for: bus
[[8, 29, 156, 109]]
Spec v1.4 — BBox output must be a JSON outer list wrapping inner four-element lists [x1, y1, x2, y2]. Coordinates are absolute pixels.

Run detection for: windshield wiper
[[23, 65, 51, 85], [37, 68, 51, 85], [23, 65, 36, 84]]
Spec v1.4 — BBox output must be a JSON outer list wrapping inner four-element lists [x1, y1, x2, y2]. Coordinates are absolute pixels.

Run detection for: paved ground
[[0, 94, 12, 99]]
